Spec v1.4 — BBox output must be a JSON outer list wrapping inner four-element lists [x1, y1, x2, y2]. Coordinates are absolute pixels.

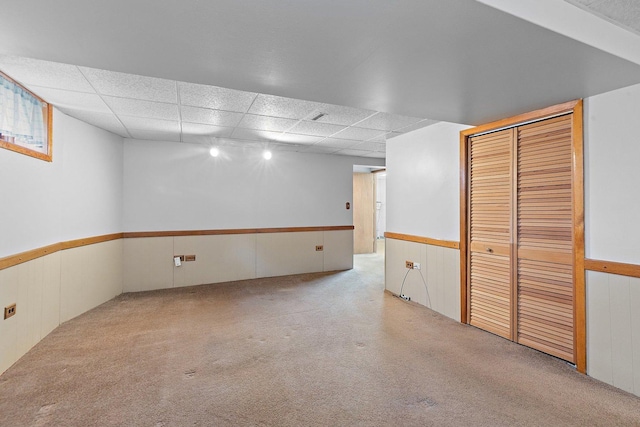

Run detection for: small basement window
[[0, 71, 52, 161]]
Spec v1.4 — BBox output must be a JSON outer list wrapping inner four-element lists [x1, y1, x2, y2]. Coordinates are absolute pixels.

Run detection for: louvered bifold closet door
[[469, 129, 513, 339], [516, 115, 574, 362]]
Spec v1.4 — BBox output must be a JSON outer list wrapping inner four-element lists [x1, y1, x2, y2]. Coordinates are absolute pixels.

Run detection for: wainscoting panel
[[173, 234, 257, 288], [322, 230, 354, 272], [385, 236, 460, 321], [256, 232, 324, 278], [586, 271, 640, 396], [123, 237, 174, 293], [1, 239, 123, 375], [60, 239, 123, 323], [0, 252, 62, 373], [123, 229, 353, 292]]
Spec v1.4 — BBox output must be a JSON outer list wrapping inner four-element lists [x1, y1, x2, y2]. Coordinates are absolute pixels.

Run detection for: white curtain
[[0, 75, 46, 148]]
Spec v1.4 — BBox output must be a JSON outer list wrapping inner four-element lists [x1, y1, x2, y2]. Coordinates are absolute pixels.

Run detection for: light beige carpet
[[0, 250, 639, 426]]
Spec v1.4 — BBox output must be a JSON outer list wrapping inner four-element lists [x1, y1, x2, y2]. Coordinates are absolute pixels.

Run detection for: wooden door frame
[[459, 99, 586, 373]]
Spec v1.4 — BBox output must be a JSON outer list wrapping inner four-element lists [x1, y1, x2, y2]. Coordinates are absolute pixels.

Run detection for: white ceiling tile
[[31, 87, 111, 113], [178, 82, 256, 112], [303, 145, 340, 154], [366, 132, 388, 143], [350, 141, 386, 151], [237, 114, 299, 132], [59, 108, 129, 137], [248, 94, 323, 119], [355, 112, 423, 131], [222, 140, 266, 150], [312, 104, 377, 126], [270, 143, 306, 152], [364, 151, 386, 158], [182, 122, 235, 137], [119, 116, 180, 132], [287, 121, 347, 137], [385, 132, 403, 140], [181, 106, 244, 127], [332, 127, 387, 141], [230, 127, 283, 142], [0, 55, 94, 92], [79, 67, 177, 103], [274, 133, 323, 145], [105, 96, 179, 120], [315, 138, 360, 149], [334, 148, 372, 157], [128, 129, 181, 142], [394, 119, 439, 134]]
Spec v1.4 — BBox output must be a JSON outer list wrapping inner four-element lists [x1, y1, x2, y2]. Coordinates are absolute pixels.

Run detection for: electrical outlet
[[405, 261, 414, 269], [4, 303, 16, 320], [414, 263, 421, 270], [184, 255, 196, 262], [316, 245, 324, 251]]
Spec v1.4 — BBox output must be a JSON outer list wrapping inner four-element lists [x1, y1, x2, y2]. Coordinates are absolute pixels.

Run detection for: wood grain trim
[[584, 259, 640, 279], [460, 130, 469, 323], [460, 100, 580, 138], [384, 232, 460, 250], [572, 100, 586, 374], [59, 233, 123, 250], [0, 233, 123, 270], [0, 227, 354, 270], [0, 70, 53, 162], [124, 226, 354, 238]]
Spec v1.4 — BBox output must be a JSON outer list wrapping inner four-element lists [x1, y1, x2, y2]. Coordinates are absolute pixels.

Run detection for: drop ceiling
[[0, 55, 437, 158], [2, 0, 640, 158]]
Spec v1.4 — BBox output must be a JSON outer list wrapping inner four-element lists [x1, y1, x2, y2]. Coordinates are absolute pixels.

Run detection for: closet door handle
[[486, 247, 494, 253]]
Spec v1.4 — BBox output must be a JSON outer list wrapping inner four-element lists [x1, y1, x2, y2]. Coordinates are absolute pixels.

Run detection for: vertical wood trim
[[510, 127, 519, 341], [460, 132, 469, 324], [572, 100, 587, 373], [46, 103, 53, 162]]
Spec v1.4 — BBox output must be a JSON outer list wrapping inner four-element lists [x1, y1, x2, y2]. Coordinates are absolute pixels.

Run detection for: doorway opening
[[352, 166, 386, 257]]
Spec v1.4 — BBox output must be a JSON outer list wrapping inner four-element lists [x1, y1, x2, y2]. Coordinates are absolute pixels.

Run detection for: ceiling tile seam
[[27, 85, 97, 96], [279, 107, 331, 141], [347, 111, 381, 129], [176, 81, 184, 143], [310, 111, 385, 145], [225, 93, 261, 146], [76, 66, 133, 139]]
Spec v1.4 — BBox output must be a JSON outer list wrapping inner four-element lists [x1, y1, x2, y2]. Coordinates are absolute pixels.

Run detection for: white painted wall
[[0, 109, 124, 374], [123, 140, 383, 231], [386, 122, 470, 241], [584, 83, 640, 265], [0, 110, 124, 257], [583, 83, 640, 397]]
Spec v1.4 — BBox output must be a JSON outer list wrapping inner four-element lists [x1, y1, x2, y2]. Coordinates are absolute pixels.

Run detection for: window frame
[[0, 70, 53, 162]]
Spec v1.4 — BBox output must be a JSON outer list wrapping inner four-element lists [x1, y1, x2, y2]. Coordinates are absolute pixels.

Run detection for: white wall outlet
[[414, 263, 421, 270]]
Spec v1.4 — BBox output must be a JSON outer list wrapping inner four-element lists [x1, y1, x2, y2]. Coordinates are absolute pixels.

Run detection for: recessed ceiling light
[[209, 147, 220, 157], [263, 150, 272, 160]]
